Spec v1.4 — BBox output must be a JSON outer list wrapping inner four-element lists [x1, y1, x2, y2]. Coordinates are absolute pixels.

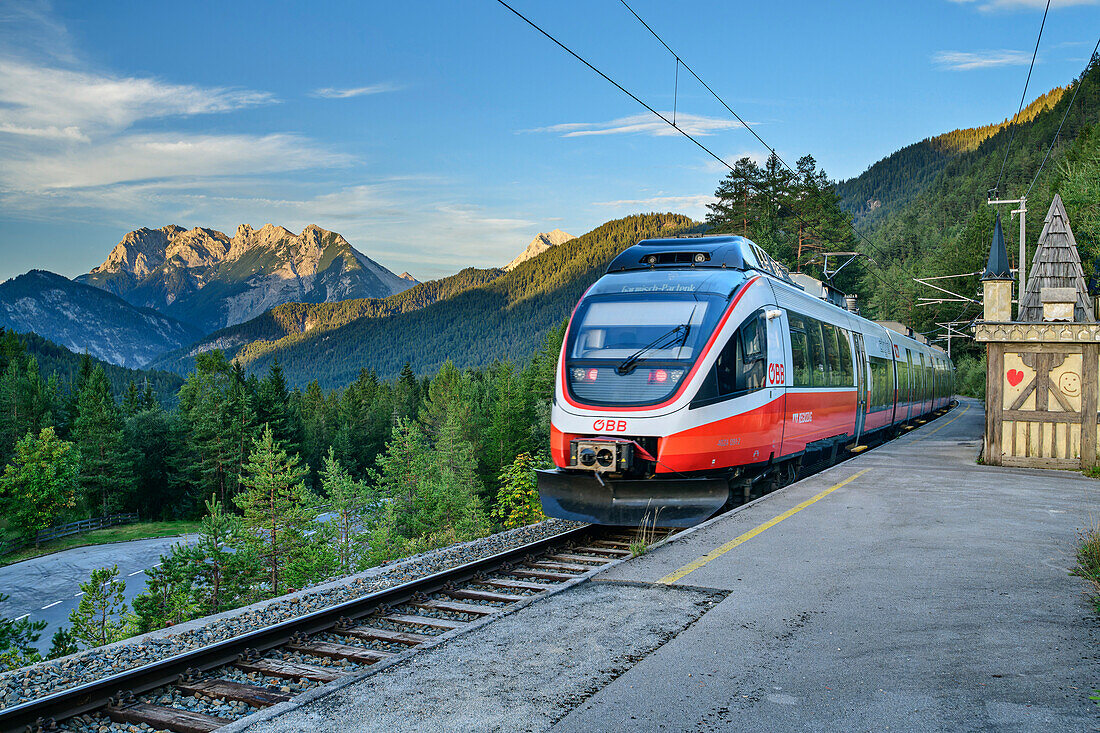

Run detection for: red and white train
[[537, 235, 954, 527]]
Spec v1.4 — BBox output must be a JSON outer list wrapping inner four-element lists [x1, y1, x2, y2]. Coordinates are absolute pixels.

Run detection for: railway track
[[1, 525, 668, 733]]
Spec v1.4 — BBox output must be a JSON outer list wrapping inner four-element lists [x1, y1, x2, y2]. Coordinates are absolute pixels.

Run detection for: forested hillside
[[153, 267, 504, 373], [174, 214, 701, 388], [836, 86, 1066, 225], [854, 57, 1100, 355], [13, 330, 184, 406]]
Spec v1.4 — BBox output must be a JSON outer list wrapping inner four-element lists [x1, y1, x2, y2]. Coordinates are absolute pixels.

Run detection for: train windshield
[[565, 293, 725, 407]]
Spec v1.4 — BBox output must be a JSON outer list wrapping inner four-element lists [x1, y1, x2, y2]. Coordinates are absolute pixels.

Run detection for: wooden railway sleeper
[[176, 677, 291, 707], [545, 552, 614, 564], [235, 655, 344, 683], [107, 701, 230, 733]]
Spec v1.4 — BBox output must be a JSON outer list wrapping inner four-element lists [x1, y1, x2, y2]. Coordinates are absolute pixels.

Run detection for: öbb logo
[[593, 419, 627, 432], [768, 362, 785, 385]]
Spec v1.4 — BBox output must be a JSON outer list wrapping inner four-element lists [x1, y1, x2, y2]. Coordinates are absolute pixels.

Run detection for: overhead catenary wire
[[615, 0, 893, 266], [493, 0, 870, 264], [1023, 35, 1100, 199], [992, 0, 1052, 196]]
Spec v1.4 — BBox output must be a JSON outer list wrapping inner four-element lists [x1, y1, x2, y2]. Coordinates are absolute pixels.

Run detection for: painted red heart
[[1007, 369, 1024, 387]]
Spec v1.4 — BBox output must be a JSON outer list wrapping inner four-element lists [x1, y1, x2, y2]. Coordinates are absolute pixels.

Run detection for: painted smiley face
[[1059, 372, 1082, 397]]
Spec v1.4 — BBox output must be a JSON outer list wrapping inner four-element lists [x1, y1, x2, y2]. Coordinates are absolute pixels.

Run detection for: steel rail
[[0, 524, 596, 733]]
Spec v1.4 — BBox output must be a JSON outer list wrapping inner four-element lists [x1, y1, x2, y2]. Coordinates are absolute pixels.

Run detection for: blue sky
[[0, 0, 1097, 282]]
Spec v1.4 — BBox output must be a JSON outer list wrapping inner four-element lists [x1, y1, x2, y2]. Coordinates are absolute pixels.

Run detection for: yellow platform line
[[657, 467, 872, 585], [908, 402, 970, 444]]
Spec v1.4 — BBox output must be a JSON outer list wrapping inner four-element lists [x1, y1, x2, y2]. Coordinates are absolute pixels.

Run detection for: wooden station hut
[[975, 194, 1099, 468]]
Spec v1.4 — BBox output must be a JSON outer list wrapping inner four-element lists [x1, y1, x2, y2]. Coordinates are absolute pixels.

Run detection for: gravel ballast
[[0, 518, 583, 710]]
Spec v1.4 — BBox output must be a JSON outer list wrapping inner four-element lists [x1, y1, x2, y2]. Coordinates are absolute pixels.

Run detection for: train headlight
[[645, 255, 658, 265], [694, 253, 707, 263], [571, 368, 587, 381], [669, 369, 684, 382]]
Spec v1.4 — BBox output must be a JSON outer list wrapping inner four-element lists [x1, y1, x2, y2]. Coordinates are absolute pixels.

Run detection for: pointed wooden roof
[[1018, 194, 1094, 322], [982, 213, 1012, 280]]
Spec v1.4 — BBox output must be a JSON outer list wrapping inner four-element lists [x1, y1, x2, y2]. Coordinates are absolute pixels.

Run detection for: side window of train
[[828, 325, 854, 387], [788, 313, 810, 386], [897, 350, 908, 398], [693, 310, 767, 405], [807, 320, 827, 387], [868, 356, 891, 411], [822, 324, 842, 384], [839, 329, 854, 386]]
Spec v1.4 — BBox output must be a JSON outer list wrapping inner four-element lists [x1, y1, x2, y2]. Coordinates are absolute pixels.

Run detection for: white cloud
[[529, 112, 743, 138], [311, 83, 401, 99], [593, 194, 717, 209], [2, 133, 350, 191], [0, 60, 276, 140], [591, 193, 715, 222], [948, 0, 1097, 10], [0, 57, 348, 216], [932, 49, 1033, 70]]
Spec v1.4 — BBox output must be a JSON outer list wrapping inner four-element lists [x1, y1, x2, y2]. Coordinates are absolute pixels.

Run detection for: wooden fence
[[0, 513, 139, 557]]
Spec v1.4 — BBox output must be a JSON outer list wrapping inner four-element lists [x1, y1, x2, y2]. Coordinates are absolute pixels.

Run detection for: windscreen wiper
[[616, 324, 689, 375]]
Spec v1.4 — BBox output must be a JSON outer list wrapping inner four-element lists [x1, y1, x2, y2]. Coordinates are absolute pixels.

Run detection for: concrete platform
[[246, 398, 1100, 732]]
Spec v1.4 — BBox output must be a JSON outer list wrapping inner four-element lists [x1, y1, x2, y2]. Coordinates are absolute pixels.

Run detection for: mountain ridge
[[0, 270, 201, 368], [77, 223, 415, 334]]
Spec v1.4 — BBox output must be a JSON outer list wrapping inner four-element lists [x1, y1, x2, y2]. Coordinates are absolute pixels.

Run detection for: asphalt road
[[245, 398, 1100, 732], [0, 534, 195, 652]]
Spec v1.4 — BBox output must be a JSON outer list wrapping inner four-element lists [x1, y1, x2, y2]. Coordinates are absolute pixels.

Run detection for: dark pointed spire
[[982, 213, 1012, 281]]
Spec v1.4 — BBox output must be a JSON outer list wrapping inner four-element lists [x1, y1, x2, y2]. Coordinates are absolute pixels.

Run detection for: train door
[[904, 348, 915, 422], [766, 308, 788, 457], [853, 332, 867, 442], [918, 352, 928, 416]]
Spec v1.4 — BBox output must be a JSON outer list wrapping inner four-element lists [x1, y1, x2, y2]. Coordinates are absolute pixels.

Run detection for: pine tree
[[74, 366, 132, 514], [257, 361, 299, 451], [0, 594, 46, 671], [0, 427, 79, 543], [68, 565, 127, 649], [191, 496, 259, 614], [707, 157, 766, 236], [120, 380, 141, 418], [369, 417, 433, 538], [130, 543, 199, 632], [483, 361, 530, 493], [396, 362, 420, 418], [493, 452, 547, 529], [423, 411, 486, 542], [319, 448, 370, 574], [234, 425, 317, 596], [46, 626, 78, 660]]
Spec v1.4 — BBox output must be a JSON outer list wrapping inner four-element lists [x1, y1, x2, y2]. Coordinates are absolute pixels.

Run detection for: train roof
[[606, 235, 797, 286]]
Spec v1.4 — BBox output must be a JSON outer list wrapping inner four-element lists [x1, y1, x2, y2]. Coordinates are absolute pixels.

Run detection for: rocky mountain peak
[[78, 222, 415, 334], [504, 228, 575, 271]]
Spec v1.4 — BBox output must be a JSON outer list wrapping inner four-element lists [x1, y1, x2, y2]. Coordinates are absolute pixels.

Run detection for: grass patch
[[0, 521, 201, 566], [630, 509, 663, 557], [1074, 522, 1100, 614]]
